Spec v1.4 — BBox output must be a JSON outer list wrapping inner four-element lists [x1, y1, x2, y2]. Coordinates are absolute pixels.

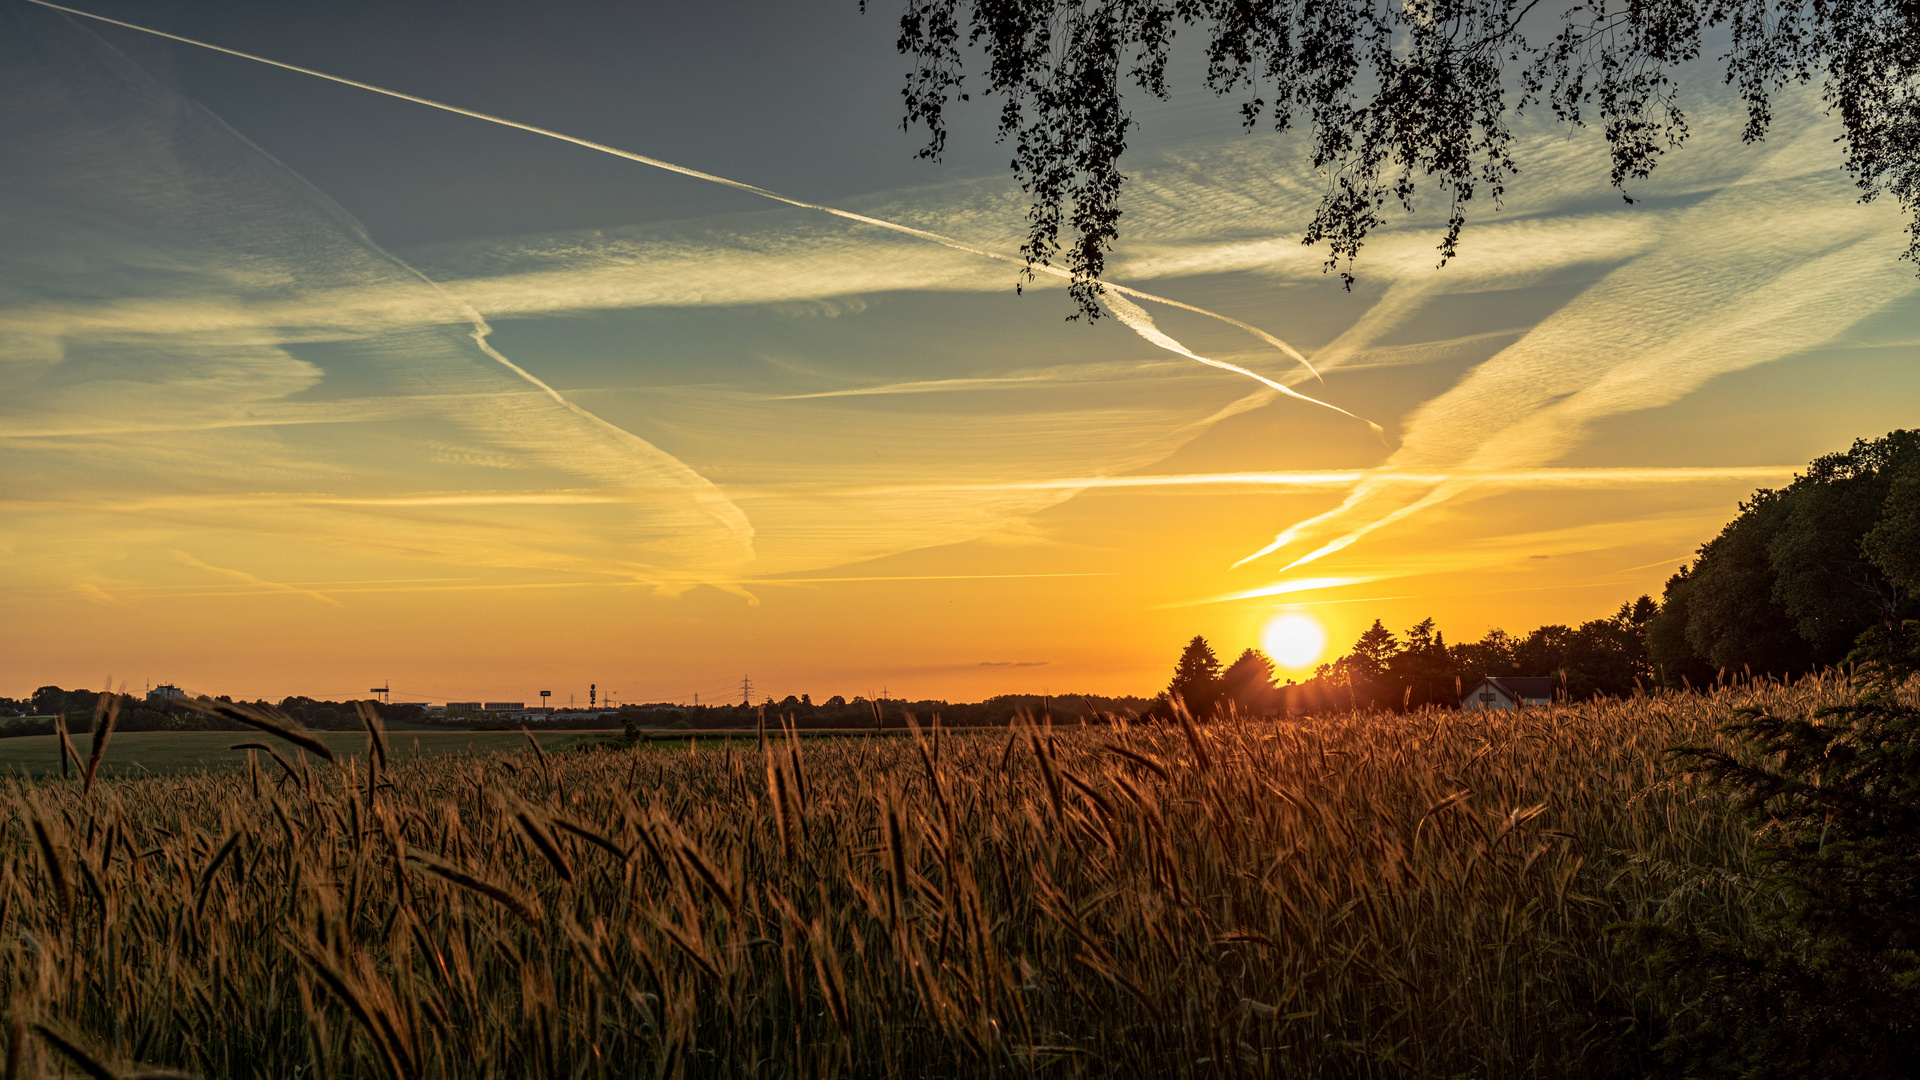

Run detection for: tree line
[[1648, 430, 1919, 683], [1158, 597, 1659, 717], [0, 691, 435, 739], [1159, 430, 1918, 716], [0, 688, 1161, 739], [607, 693, 1155, 733]]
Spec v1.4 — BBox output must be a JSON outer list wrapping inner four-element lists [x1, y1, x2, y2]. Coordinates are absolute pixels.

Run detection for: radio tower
[[740, 674, 753, 707]]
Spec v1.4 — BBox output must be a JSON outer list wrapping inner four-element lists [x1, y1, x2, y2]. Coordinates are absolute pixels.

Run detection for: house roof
[[1472, 676, 1558, 700]]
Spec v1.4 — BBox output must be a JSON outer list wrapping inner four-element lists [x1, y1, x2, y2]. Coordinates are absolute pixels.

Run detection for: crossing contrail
[[399, 264, 757, 547], [1100, 292, 1386, 438], [22, 0, 1385, 431]]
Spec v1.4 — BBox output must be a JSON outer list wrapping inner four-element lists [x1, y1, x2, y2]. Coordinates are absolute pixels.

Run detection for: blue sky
[[3, 0, 1915, 705]]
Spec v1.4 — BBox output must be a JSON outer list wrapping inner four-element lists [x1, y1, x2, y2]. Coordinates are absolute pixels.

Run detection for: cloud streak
[[25, 0, 1379, 428], [1097, 291, 1385, 438], [1189, 504, 1743, 610], [0, 9, 758, 587], [170, 550, 344, 607], [1234, 114, 1918, 575]]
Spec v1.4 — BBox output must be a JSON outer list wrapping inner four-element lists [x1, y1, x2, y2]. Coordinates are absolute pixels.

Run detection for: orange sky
[[3, 2, 1916, 705]]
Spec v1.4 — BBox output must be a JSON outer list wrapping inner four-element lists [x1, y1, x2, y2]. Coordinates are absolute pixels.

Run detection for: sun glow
[[1262, 612, 1327, 670]]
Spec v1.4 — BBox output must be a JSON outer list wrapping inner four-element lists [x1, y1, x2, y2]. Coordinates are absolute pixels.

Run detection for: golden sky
[[3, 1, 1916, 705]]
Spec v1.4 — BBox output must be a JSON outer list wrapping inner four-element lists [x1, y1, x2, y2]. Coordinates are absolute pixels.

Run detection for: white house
[[1461, 676, 1557, 711]]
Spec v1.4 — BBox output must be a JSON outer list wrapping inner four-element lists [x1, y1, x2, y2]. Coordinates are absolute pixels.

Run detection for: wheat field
[[3, 680, 1861, 1080]]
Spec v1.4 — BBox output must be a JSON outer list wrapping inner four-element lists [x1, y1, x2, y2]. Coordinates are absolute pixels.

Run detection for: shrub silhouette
[[1653, 691, 1920, 1077]]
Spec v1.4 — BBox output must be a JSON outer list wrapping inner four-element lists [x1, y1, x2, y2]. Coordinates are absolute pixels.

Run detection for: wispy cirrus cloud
[[1, 6, 755, 587], [1183, 502, 1747, 610], [771, 359, 1192, 400], [1233, 110, 1917, 577], [27, 0, 1371, 426], [786, 465, 1801, 497], [170, 550, 343, 607]]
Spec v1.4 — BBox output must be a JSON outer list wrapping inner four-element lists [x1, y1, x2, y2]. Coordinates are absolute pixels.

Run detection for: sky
[[3, 0, 1917, 707]]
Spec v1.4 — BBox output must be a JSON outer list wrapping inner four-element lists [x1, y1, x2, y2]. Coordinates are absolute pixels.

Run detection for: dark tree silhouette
[[1647, 565, 1720, 688], [1282, 605, 1657, 712], [1387, 617, 1456, 707], [1865, 459, 1920, 591], [1166, 635, 1224, 716], [1655, 695, 1920, 1074], [1651, 430, 1920, 681], [874, 0, 1920, 318], [1348, 620, 1400, 680], [1558, 599, 1657, 699], [1309, 619, 1400, 709], [1221, 647, 1279, 713]]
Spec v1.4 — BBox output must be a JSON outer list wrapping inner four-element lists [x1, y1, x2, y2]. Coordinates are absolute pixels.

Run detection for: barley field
[[2, 680, 1864, 1080]]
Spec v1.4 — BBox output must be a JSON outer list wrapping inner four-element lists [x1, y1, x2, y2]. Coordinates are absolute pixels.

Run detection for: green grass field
[[0, 725, 1015, 779], [0, 729, 594, 778]]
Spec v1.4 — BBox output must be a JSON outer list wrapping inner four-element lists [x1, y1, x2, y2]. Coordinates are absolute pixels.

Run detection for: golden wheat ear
[[356, 701, 390, 771], [53, 714, 77, 782], [82, 689, 119, 796], [184, 697, 336, 763]]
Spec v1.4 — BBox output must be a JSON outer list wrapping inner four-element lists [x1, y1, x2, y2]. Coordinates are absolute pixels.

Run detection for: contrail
[[170, 550, 344, 607], [1274, 485, 1458, 572], [0, 464, 1794, 512], [843, 463, 1799, 495], [1100, 292, 1386, 439], [398, 264, 756, 547], [23, 0, 1372, 423], [124, 570, 1119, 599], [1180, 575, 1377, 605]]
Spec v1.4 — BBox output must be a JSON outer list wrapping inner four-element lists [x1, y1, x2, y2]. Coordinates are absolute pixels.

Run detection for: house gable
[[1462, 676, 1558, 710]]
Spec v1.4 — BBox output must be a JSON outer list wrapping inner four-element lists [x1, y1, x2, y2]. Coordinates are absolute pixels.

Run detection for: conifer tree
[[1166, 636, 1224, 719], [1347, 621, 1400, 683], [1222, 648, 1278, 715]]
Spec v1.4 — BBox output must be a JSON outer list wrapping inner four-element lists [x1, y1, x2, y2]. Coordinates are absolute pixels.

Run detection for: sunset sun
[[1262, 612, 1327, 670]]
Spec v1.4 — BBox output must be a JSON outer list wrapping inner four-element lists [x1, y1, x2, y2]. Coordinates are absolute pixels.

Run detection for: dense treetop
[[1650, 429, 1919, 682], [876, 0, 1920, 317]]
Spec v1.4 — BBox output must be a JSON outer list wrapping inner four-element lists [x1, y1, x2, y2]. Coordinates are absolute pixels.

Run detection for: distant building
[[1461, 677, 1557, 711], [147, 684, 184, 702], [445, 701, 482, 713], [482, 702, 525, 713]]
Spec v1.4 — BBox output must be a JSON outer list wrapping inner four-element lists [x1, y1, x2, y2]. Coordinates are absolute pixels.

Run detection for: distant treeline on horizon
[[0, 688, 1161, 739], [8, 430, 1914, 739], [1171, 429, 1918, 716]]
